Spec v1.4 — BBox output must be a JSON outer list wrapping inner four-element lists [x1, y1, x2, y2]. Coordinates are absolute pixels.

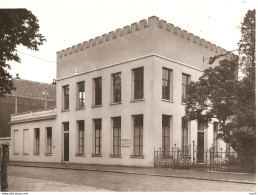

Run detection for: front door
[[197, 131, 204, 163], [64, 132, 69, 161]]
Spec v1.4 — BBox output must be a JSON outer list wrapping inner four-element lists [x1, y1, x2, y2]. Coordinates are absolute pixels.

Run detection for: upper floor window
[[182, 74, 191, 103], [162, 68, 172, 100], [133, 67, 144, 100], [63, 85, 69, 110], [77, 81, 85, 108], [93, 77, 102, 106], [112, 73, 121, 103]]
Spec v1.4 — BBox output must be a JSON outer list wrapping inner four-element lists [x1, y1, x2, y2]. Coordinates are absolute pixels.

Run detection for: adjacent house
[[9, 16, 237, 167], [0, 75, 56, 145]]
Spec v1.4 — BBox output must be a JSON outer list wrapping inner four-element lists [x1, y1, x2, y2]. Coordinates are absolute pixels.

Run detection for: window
[[182, 74, 190, 103], [94, 77, 102, 105], [133, 115, 143, 156], [162, 115, 170, 155], [14, 130, 19, 155], [63, 85, 69, 110], [46, 127, 52, 155], [77, 121, 84, 155], [23, 129, 29, 155], [162, 68, 172, 100], [63, 122, 69, 131], [34, 128, 40, 155], [94, 119, 102, 155], [77, 81, 85, 108], [112, 73, 121, 103], [213, 122, 219, 152], [133, 67, 144, 100], [181, 117, 188, 149], [112, 117, 121, 156]]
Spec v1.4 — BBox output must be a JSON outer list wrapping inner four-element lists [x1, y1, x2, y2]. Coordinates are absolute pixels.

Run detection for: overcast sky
[[1, 0, 257, 83]]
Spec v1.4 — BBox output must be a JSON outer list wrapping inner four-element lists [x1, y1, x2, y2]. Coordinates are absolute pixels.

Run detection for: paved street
[[4, 165, 256, 192]]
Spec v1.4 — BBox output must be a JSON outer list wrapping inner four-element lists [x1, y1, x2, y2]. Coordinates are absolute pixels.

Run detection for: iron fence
[[154, 142, 255, 173]]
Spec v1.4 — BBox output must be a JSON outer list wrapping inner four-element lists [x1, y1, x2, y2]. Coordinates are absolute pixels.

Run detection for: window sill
[[61, 109, 70, 112], [76, 107, 85, 110], [91, 105, 102, 108], [110, 102, 122, 106], [130, 99, 145, 103], [110, 154, 122, 158], [161, 99, 174, 103], [76, 153, 85, 157], [130, 155, 144, 159], [13, 153, 19, 155], [45, 153, 52, 156], [23, 153, 29, 155], [33, 154, 40, 156], [91, 154, 102, 157]]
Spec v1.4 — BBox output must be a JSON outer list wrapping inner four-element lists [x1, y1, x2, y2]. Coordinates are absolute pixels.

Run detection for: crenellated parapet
[[57, 16, 237, 59]]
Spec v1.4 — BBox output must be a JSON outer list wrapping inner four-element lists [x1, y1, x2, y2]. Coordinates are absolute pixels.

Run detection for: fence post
[[1, 143, 9, 189]]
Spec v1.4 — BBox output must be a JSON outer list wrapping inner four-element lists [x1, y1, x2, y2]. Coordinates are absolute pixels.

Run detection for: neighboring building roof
[[11, 78, 56, 101]]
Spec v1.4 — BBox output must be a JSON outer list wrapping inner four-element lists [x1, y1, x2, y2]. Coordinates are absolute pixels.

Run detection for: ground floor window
[[14, 130, 19, 155], [77, 121, 84, 154], [34, 128, 40, 155], [133, 115, 143, 156], [46, 127, 52, 155], [112, 117, 121, 156], [94, 119, 102, 155], [162, 115, 170, 155]]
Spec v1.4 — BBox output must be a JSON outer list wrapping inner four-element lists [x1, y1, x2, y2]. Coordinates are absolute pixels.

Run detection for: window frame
[[46, 127, 52, 155], [133, 67, 144, 100], [133, 115, 143, 156], [182, 74, 191, 103], [181, 117, 189, 150], [112, 117, 121, 156], [63, 85, 69, 110], [112, 72, 122, 103], [34, 128, 40, 155], [77, 120, 85, 155], [162, 115, 171, 155], [94, 119, 102, 155], [93, 77, 102, 106], [14, 130, 19, 155], [77, 81, 85, 109], [162, 68, 173, 100]]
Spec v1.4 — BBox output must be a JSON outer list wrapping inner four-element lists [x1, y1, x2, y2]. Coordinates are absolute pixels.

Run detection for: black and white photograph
[[0, 0, 256, 193]]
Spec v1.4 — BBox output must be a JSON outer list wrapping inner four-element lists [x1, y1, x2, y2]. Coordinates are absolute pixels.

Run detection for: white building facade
[[10, 16, 236, 167]]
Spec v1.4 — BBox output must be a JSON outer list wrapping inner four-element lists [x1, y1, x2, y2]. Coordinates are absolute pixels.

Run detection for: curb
[[9, 163, 256, 185]]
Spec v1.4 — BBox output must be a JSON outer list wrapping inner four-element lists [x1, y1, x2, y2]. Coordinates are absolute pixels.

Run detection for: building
[[9, 16, 237, 167], [0, 75, 56, 145]]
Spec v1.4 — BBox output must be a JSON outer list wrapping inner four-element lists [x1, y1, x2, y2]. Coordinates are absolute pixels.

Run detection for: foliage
[[185, 9, 256, 162], [0, 9, 46, 97]]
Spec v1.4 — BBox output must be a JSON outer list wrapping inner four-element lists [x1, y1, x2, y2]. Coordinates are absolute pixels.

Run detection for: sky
[[1, 0, 257, 83]]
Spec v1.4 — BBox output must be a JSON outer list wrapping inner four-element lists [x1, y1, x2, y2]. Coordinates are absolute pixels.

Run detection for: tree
[[185, 9, 255, 169], [0, 9, 46, 97]]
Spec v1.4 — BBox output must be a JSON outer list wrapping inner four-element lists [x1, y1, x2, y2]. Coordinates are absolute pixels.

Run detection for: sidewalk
[[8, 161, 256, 185]]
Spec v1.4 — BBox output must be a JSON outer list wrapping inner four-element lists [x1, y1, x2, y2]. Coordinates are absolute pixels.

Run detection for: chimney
[[16, 73, 20, 79]]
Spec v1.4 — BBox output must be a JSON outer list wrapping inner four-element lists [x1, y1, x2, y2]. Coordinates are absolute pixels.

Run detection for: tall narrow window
[[162, 115, 170, 155], [133, 67, 144, 100], [182, 74, 190, 103], [77, 81, 85, 108], [113, 117, 121, 156], [181, 117, 188, 150], [14, 130, 19, 155], [46, 127, 52, 155], [213, 122, 219, 153], [112, 73, 121, 103], [162, 68, 172, 100], [77, 120, 84, 155], [94, 119, 102, 155], [63, 85, 69, 110], [23, 129, 29, 155], [34, 128, 40, 155], [133, 115, 143, 156], [94, 77, 102, 105]]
